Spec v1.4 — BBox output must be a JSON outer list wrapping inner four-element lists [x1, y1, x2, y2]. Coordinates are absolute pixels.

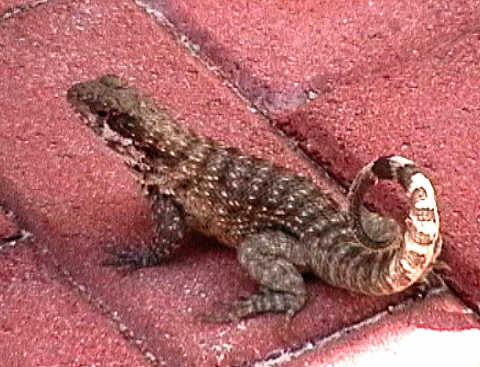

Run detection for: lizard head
[[67, 75, 135, 123], [67, 75, 153, 171], [68, 75, 198, 174]]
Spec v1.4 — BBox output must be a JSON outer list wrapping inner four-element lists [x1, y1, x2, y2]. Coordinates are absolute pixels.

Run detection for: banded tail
[[343, 156, 442, 294]]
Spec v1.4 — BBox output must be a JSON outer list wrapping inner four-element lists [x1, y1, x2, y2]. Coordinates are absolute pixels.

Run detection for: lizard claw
[[196, 298, 250, 324], [433, 260, 452, 273], [411, 270, 445, 298], [101, 247, 159, 272], [197, 310, 238, 324]]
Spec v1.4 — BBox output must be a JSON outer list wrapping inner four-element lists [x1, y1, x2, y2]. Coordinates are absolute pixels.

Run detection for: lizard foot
[[102, 247, 161, 272], [201, 287, 305, 323], [433, 260, 452, 273], [411, 271, 445, 298]]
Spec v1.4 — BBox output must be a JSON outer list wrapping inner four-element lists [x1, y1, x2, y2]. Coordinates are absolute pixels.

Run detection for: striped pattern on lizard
[[67, 75, 442, 322]]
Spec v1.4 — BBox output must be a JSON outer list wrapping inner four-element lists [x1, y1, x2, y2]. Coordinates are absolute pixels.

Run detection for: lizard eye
[[90, 102, 109, 118]]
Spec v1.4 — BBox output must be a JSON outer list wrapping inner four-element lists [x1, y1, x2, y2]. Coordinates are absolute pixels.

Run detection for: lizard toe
[[101, 247, 160, 271]]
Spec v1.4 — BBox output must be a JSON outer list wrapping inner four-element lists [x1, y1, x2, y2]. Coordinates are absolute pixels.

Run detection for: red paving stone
[[139, 0, 479, 114], [1, 1, 19, 14], [282, 291, 480, 366], [1, 0, 479, 366], [0, 245, 150, 367], [0, 0, 46, 18], [0, 207, 19, 240]]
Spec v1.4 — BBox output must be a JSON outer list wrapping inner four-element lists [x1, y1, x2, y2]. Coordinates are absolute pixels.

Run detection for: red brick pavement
[[1, 0, 479, 366], [0, 243, 151, 367], [283, 292, 480, 366]]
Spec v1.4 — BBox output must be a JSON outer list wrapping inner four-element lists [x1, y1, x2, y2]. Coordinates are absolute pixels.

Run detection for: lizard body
[[67, 75, 442, 321]]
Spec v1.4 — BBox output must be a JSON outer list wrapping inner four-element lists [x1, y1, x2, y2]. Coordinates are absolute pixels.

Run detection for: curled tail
[[346, 156, 442, 294]]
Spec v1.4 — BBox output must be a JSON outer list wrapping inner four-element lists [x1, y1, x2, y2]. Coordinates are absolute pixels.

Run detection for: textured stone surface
[[138, 0, 479, 114], [0, 245, 150, 367], [283, 291, 480, 366], [0, 0, 47, 19], [0, 207, 19, 241]]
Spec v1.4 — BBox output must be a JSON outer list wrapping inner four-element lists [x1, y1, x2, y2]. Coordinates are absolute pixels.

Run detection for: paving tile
[[0, 244, 150, 367], [137, 0, 479, 114], [0, 0, 47, 20], [0, 206, 19, 241], [1, 1, 22, 14], [280, 291, 480, 366], [0, 0, 427, 365]]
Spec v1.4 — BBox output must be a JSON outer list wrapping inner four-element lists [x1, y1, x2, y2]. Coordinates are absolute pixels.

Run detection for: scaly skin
[[67, 75, 442, 321]]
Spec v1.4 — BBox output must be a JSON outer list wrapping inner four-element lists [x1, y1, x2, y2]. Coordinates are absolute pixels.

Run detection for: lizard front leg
[[207, 230, 310, 322], [103, 185, 186, 270]]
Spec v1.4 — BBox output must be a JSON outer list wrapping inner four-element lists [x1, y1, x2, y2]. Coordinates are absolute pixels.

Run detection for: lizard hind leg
[[207, 230, 309, 322], [102, 186, 186, 271]]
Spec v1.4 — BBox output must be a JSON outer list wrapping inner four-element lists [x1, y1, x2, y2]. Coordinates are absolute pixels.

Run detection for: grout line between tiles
[[0, 0, 50, 23], [246, 284, 450, 367]]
